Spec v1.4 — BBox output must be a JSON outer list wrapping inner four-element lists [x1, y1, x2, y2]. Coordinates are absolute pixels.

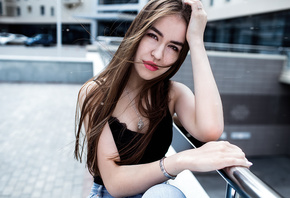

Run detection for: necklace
[[125, 88, 144, 130]]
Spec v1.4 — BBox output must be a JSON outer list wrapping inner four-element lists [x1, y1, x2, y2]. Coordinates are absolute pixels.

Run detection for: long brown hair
[[75, 0, 192, 177]]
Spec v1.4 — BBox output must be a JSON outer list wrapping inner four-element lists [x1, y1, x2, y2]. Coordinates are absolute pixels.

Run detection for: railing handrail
[[171, 123, 283, 198], [204, 42, 290, 54], [223, 166, 282, 198]]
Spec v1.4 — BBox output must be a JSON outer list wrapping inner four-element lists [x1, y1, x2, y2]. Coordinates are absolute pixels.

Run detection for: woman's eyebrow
[[151, 26, 164, 37], [150, 26, 184, 47], [171, 40, 184, 47]]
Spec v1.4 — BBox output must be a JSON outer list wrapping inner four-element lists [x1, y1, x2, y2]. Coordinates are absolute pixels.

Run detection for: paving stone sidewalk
[[0, 83, 92, 198]]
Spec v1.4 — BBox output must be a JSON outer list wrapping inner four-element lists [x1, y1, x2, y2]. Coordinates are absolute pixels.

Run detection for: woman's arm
[[97, 122, 251, 197], [78, 81, 96, 131], [173, 0, 223, 142], [97, 122, 167, 197]]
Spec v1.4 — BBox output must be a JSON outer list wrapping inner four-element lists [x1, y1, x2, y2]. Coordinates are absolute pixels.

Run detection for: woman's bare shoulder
[[79, 80, 96, 96], [79, 77, 106, 98], [170, 81, 193, 99], [78, 80, 99, 108], [168, 81, 193, 114]]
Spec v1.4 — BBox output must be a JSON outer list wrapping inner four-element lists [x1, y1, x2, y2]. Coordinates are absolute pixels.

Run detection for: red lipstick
[[143, 61, 159, 71]]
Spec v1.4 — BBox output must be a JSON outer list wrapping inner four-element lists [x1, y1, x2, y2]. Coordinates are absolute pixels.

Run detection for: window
[[204, 10, 290, 48], [27, 5, 32, 13], [0, 2, 2, 16], [51, 7, 54, 16], [40, 5, 45, 15], [6, 6, 14, 16], [98, 21, 132, 37], [17, 7, 21, 16]]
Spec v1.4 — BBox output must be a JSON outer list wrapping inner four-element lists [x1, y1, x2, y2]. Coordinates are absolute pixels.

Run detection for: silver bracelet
[[159, 157, 176, 180]]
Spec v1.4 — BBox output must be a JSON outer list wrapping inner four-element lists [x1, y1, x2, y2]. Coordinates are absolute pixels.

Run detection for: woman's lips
[[143, 61, 159, 71]]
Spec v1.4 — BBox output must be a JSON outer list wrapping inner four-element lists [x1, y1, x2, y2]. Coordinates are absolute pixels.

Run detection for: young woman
[[75, 0, 252, 197]]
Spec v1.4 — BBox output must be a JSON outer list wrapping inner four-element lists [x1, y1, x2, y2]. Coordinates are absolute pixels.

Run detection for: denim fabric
[[88, 182, 143, 198], [88, 182, 185, 198], [142, 183, 186, 198]]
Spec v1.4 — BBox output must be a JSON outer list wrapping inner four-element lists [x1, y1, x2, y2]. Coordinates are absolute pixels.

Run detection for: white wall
[[202, 0, 290, 21]]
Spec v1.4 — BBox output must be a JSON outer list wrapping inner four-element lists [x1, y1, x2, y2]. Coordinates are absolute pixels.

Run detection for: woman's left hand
[[184, 0, 208, 43]]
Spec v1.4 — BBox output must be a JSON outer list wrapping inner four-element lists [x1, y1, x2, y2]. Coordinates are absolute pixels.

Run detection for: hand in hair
[[184, 0, 208, 44]]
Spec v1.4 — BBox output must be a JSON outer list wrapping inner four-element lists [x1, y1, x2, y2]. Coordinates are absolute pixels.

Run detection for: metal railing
[[204, 42, 290, 55], [171, 123, 283, 198], [223, 166, 282, 198]]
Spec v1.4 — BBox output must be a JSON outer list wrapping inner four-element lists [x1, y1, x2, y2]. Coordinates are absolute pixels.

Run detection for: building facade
[[75, 0, 147, 43], [1, 0, 290, 47], [75, 0, 290, 49], [0, 0, 92, 44], [202, 0, 290, 48]]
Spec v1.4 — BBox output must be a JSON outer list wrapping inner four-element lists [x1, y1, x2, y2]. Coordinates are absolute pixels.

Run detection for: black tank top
[[94, 108, 173, 185]]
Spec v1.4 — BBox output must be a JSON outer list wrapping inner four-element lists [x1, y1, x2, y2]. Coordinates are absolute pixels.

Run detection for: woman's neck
[[126, 66, 145, 92]]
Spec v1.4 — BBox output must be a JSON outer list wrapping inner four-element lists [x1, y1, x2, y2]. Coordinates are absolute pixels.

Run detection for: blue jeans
[[88, 182, 186, 198]]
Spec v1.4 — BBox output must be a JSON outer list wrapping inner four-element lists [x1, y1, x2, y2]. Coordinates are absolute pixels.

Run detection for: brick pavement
[[0, 83, 93, 198]]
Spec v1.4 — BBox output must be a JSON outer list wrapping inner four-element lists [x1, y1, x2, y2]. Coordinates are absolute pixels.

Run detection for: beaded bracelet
[[159, 157, 176, 180]]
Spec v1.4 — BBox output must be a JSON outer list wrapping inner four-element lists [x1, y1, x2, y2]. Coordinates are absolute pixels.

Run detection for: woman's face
[[133, 14, 187, 81]]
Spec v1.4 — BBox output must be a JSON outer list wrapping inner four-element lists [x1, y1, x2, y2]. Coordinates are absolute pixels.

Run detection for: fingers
[[221, 141, 253, 168], [183, 0, 204, 12], [183, 0, 207, 43], [183, 141, 252, 172], [203, 141, 253, 169]]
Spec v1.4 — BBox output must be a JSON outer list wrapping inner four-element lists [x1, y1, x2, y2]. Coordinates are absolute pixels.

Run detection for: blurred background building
[[1, 0, 290, 48], [204, 0, 290, 50], [0, 0, 92, 45]]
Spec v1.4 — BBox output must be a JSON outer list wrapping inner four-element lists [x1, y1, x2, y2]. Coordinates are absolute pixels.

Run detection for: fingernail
[[247, 161, 253, 167]]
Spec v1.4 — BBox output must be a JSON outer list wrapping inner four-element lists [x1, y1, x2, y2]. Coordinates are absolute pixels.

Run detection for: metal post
[[56, 0, 62, 56], [226, 184, 235, 198]]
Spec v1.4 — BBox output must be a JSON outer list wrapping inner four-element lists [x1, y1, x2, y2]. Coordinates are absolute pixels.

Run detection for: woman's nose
[[151, 45, 164, 60]]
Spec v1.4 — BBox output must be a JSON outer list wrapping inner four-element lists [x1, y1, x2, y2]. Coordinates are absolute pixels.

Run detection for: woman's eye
[[169, 45, 179, 52], [147, 33, 158, 40]]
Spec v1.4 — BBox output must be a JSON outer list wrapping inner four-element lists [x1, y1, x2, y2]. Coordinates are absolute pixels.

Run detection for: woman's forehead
[[150, 15, 187, 42]]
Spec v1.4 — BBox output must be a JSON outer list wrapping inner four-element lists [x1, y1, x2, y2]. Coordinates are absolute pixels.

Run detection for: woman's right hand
[[166, 141, 252, 175], [184, 0, 208, 44]]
